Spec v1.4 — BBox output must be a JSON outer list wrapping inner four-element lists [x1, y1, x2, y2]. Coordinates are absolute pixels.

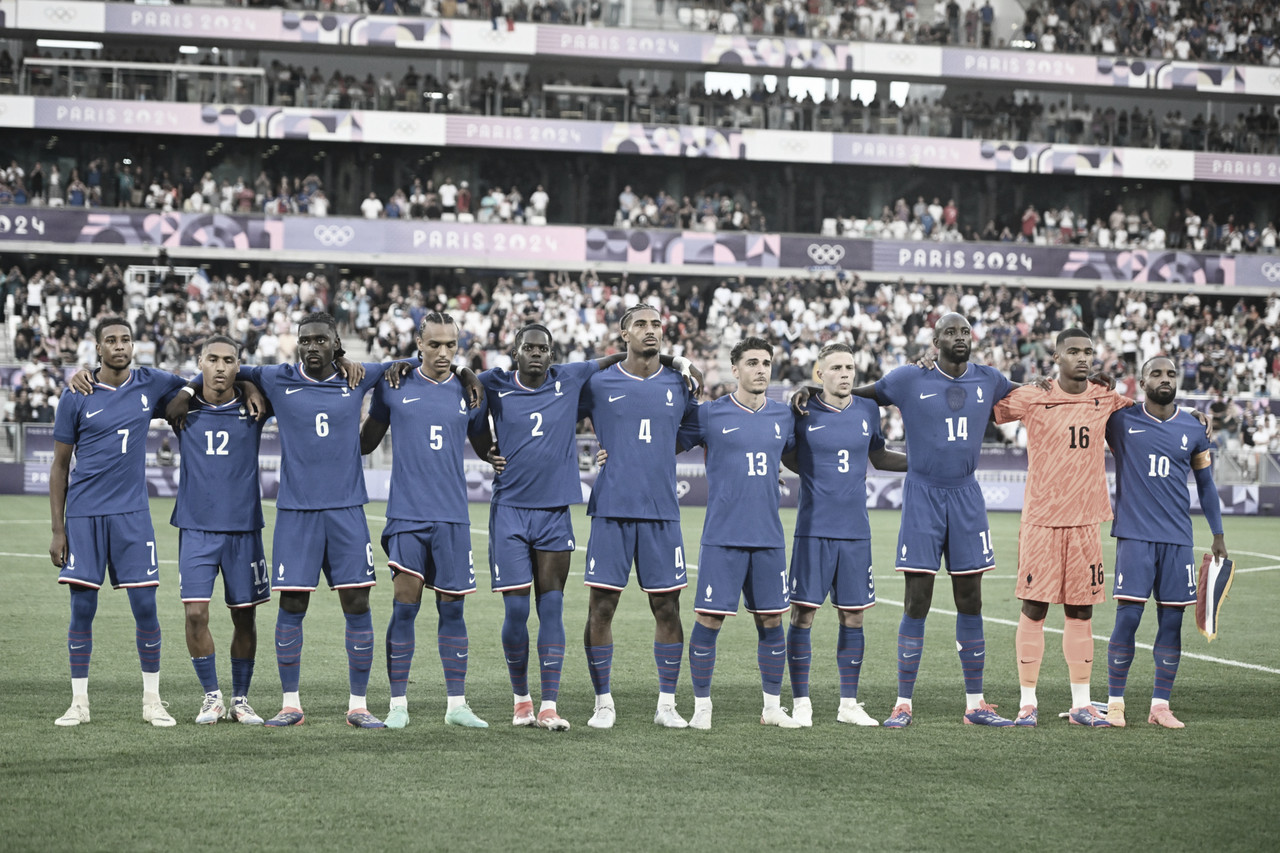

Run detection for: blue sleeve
[[677, 403, 705, 451], [154, 370, 191, 410], [869, 407, 886, 453], [564, 360, 600, 389], [578, 379, 594, 421], [358, 361, 389, 393], [781, 408, 796, 454], [53, 393, 80, 444], [1105, 413, 1122, 452], [875, 367, 905, 406], [367, 381, 390, 423], [1193, 464, 1224, 535], [992, 369, 1015, 401]]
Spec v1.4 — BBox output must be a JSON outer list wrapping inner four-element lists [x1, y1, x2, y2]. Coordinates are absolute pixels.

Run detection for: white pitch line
[[875, 597, 1280, 675]]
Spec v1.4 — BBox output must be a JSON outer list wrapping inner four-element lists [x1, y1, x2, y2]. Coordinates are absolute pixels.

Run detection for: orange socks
[[1063, 617, 1094, 685], [1016, 613, 1044, 688]]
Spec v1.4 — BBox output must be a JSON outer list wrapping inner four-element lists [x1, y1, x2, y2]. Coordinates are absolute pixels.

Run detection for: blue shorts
[[694, 545, 789, 616], [488, 504, 576, 592], [271, 506, 375, 592], [895, 479, 995, 575], [585, 517, 688, 594], [1113, 539, 1197, 607], [59, 511, 160, 590], [382, 519, 476, 596], [790, 537, 876, 611], [178, 529, 270, 608]]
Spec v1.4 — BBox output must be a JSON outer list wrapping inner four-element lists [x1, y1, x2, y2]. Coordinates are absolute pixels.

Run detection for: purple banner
[[281, 219, 586, 262], [1194, 152, 1280, 185], [445, 116, 606, 150], [584, 228, 785, 268], [0, 208, 283, 249]]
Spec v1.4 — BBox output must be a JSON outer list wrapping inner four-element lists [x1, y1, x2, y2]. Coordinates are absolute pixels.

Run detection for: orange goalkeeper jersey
[[994, 381, 1133, 527]]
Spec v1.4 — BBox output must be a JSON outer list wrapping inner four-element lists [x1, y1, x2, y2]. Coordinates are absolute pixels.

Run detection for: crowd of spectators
[[5, 153, 1278, 255], [4, 260, 1278, 460]]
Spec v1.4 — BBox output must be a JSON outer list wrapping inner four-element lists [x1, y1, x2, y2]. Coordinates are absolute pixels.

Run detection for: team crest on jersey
[[1181, 434, 1188, 449], [458, 399, 467, 414], [666, 390, 674, 406], [977, 387, 984, 402], [947, 386, 966, 411], [861, 419, 869, 436], [341, 387, 351, 397], [774, 422, 781, 439], [140, 393, 150, 411]]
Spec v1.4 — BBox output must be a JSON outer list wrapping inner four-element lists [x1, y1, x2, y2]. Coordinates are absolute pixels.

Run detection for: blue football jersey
[[1106, 405, 1214, 546], [875, 363, 1012, 483], [679, 394, 796, 548], [367, 368, 487, 524], [53, 367, 188, 518], [583, 363, 698, 521], [239, 362, 386, 510], [480, 361, 598, 509], [170, 394, 266, 532], [793, 394, 886, 540]]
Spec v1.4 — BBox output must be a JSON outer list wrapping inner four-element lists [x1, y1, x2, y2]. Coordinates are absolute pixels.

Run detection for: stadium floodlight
[[178, 45, 200, 55], [36, 39, 103, 50]]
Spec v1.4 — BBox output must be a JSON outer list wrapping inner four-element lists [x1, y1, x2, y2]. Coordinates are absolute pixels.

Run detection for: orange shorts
[[1015, 523, 1106, 606]]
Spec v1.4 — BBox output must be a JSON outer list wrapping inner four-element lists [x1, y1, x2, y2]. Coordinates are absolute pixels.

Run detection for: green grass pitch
[[1, 495, 1277, 851]]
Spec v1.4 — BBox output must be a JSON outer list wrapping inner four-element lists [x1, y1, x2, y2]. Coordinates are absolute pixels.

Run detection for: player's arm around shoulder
[[992, 382, 1035, 424], [360, 381, 391, 455]]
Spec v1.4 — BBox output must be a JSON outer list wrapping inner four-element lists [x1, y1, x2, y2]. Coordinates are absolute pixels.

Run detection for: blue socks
[[535, 591, 565, 703], [68, 586, 97, 679], [757, 623, 786, 696], [386, 600, 420, 699], [192, 655, 219, 694], [128, 586, 161, 674], [654, 641, 683, 696], [1153, 605, 1184, 703], [1107, 602, 1143, 698], [786, 624, 812, 698], [896, 614, 926, 700], [955, 612, 985, 695], [274, 609, 305, 694], [836, 625, 865, 699], [501, 594, 531, 696], [230, 657, 254, 699], [688, 621, 719, 698], [437, 598, 468, 698], [344, 610, 374, 697], [585, 643, 614, 697]]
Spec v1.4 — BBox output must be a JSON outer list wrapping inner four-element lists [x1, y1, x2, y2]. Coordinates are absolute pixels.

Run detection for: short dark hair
[[1055, 327, 1091, 348], [199, 334, 241, 357], [418, 311, 457, 336], [817, 342, 854, 362], [1141, 355, 1176, 378], [731, 336, 773, 364], [620, 304, 660, 331], [298, 311, 338, 336], [513, 323, 553, 352], [94, 317, 131, 342]]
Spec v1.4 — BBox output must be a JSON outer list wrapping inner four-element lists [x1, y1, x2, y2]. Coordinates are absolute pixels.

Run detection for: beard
[[1146, 386, 1177, 405]]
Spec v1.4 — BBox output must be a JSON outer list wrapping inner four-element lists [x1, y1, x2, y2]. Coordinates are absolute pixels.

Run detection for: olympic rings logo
[[1146, 155, 1169, 171], [313, 224, 355, 247], [807, 243, 846, 265], [1261, 262, 1280, 283], [45, 6, 77, 22]]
